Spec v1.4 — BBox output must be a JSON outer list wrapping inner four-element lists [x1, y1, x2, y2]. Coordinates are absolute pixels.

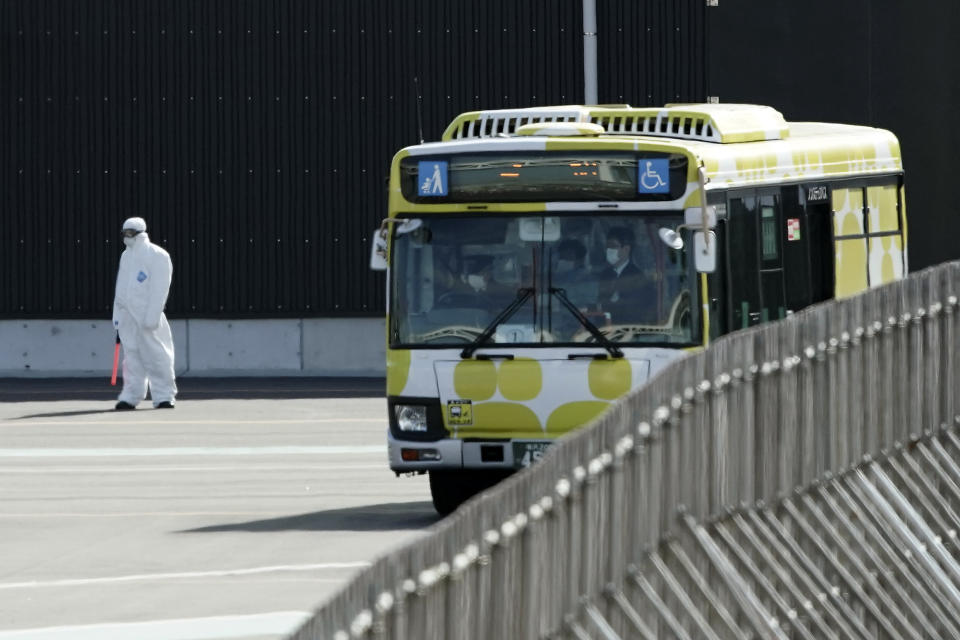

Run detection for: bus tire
[[428, 469, 512, 515]]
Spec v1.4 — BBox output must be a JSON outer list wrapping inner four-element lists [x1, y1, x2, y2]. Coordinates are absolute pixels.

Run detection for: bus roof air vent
[[515, 122, 605, 137], [443, 107, 585, 141], [442, 104, 789, 144]]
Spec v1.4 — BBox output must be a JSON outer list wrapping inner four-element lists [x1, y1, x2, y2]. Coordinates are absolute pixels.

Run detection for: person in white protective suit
[[112, 217, 178, 410]]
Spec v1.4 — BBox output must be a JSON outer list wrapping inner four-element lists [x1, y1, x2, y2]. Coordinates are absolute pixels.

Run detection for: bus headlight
[[395, 405, 428, 432]]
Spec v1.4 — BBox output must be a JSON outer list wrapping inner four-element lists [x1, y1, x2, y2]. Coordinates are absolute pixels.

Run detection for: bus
[[370, 103, 906, 514]]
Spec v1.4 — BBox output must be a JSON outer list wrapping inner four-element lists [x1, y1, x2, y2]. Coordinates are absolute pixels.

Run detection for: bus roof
[[443, 103, 792, 144], [431, 104, 903, 188]]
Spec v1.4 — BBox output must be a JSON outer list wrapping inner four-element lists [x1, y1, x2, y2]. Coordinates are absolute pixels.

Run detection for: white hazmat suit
[[112, 217, 177, 408]]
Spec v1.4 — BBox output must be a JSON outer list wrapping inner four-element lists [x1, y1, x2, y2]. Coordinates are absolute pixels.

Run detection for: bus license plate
[[513, 441, 551, 468]]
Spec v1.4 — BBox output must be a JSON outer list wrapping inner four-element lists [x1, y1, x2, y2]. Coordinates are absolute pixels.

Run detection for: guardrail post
[[693, 381, 712, 521], [946, 296, 958, 427], [482, 525, 509, 639], [726, 367, 747, 508], [862, 323, 880, 455], [582, 457, 602, 624], [825, 336, 843, 473], [837, 333, 853, 470], [742, 365, 759, 505], [779, 355, 802, 492], [880, 315, 897, 449], [710, 373, 731, 516], [554, 473, 579, 628], [677, 388, 697, 521], [604, 433, 633, 636], [757, 360, 779, 503], [632, 422, 653, 553], [908, 310, 924, 439], [394, 576, 417, 640], [653, 405, 675, 538], [925, 304, 943, 433], [798, 347, 817, 486], [849, 328, 865, 465]]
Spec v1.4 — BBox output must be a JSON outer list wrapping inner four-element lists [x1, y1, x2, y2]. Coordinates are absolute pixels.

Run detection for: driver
[[433, 249, 463, 298], [553, 239, 594, 306], [435, 254, 515, 309], [597, 227, 657, 324]]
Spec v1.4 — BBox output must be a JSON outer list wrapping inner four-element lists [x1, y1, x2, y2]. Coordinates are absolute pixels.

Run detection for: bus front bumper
[[388, 431, 528, 472]]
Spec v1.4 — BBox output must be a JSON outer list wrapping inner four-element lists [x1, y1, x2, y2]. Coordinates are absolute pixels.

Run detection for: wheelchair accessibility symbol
[[638, 158, 670, 194]]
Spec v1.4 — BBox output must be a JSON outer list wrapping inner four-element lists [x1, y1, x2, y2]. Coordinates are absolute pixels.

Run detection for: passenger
[[597, 226, 657, 324]]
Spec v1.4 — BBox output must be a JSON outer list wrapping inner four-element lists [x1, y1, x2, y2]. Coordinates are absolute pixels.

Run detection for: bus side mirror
[[370, 228, 388, 271], [693, 231, 716, 273]]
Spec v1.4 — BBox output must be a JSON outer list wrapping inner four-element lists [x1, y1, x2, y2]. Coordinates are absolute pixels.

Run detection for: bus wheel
[[428, 470, 512, 515]]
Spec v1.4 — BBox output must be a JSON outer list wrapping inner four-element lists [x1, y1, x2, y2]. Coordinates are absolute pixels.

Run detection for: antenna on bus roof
[[413, 76, 425, 144]]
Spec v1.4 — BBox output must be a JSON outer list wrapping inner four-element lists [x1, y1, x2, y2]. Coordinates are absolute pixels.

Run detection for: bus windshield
[[390, 214, 700, 348]]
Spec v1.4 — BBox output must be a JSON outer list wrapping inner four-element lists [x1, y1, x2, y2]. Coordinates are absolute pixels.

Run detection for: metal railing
[[291, 261, 960, 639]]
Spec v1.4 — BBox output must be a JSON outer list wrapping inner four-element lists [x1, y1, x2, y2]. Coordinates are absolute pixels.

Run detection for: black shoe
[[115, 401, 136, 411], [155, 401, 175, 409]]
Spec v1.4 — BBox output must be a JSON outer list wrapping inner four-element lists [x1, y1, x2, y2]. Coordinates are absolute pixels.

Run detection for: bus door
[[803, 184, 834, 304], [726, 190, 786, 328], [780, 183, 835, 313], [727, 191, 761, 329], [757, 189, 786, 322], [781, 185, 812, 311]]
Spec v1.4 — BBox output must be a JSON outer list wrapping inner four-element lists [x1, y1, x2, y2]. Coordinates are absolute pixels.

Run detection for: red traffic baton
[[111, 333, 121, 386]]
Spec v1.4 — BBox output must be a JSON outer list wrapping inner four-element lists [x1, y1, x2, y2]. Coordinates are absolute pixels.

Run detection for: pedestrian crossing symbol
[[418, 160, 448, 197]]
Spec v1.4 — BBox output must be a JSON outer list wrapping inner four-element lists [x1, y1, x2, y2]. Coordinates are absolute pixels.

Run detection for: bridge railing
[[291, 261, 960, 639]]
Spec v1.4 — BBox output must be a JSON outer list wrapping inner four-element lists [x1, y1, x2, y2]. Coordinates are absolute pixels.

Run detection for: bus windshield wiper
[[460, 287, 535, 359], [549, 287, 623, 358]]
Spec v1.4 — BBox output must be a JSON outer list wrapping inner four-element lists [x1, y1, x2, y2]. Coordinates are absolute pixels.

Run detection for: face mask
[[556, 259, 575, 274], [606, 248, 621, 266], [123, 236, 137, 248], [467, 274, 486, 291]]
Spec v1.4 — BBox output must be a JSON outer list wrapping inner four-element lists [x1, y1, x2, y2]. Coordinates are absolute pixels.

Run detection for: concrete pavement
[[0, 378, 436, 639]]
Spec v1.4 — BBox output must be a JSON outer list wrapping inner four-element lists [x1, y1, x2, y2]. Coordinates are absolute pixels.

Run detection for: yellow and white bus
[[371, 103, 906, 513]]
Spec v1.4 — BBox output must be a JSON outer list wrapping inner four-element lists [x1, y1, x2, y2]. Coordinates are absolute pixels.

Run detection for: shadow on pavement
[[178, 501, 440, 533], [10, 408, 122, 419], [0, 377, 385, 402]]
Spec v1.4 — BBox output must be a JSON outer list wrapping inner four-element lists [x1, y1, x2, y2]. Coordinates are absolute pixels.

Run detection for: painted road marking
[[0, 611, 312, 639], [0, 563, 370, 590], [0, 512, 323, 518], [0, 463, 385, 473], [0, 509, 396, 518], [0, 418, 383, 426], [0, 446, 386, 458]]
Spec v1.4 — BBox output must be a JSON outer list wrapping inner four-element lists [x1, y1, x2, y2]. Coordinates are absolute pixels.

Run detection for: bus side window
[[726, 193, 762, 329], [865, 183, 904, 286], [832, 187, 869, 297]]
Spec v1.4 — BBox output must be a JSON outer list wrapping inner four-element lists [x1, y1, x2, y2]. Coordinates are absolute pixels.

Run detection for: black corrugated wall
[[707, 0, 960, 270], [0, 0, 707, 318]]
